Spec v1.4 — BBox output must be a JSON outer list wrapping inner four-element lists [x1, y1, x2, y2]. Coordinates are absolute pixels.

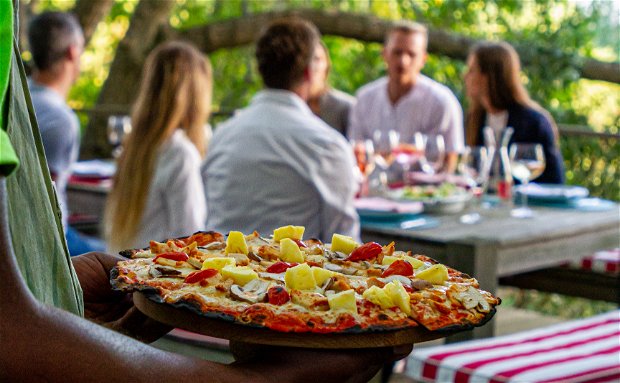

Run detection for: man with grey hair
[[27, 11, 103, 255], [348, 21, 464, 173]]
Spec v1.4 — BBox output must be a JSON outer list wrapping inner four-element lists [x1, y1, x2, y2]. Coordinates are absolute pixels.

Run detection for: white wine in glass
[[509, 143, 545, 218]]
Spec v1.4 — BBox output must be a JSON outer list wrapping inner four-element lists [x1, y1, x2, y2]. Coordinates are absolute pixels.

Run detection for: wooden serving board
[[134, 292, 449, 348]]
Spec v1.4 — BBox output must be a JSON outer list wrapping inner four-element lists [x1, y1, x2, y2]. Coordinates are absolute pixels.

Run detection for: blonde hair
[[465, 41, 558, 145], [104, 41, 212, 252]]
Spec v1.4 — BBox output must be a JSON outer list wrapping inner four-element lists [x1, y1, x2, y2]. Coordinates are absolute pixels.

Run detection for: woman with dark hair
[[464, 41, 564, 184]]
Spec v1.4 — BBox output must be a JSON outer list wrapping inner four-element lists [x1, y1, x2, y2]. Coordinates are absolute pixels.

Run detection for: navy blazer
[[476, 104, 565, 184]]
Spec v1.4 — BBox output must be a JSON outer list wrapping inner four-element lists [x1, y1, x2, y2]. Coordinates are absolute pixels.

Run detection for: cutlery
[[400, 218, 428, 229]]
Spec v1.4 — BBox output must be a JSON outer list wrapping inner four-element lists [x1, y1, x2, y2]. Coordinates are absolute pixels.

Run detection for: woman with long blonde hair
[[105, 41, 211, 252], [464, 41, 564, 184]]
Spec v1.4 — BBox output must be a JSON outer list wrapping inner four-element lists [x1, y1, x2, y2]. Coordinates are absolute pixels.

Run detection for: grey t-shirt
[[28, 79, 80, 227]]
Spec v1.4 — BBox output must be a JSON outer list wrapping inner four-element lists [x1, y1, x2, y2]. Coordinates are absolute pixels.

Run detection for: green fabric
[[3, 3, 83, 315], [0, 0, 18, 176]]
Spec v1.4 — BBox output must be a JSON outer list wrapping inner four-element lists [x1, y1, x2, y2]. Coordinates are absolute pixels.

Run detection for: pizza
[[111, 226, 500, 334]]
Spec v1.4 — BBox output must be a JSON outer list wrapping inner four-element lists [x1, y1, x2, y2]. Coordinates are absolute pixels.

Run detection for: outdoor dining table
[[359, 201, 619, 341]]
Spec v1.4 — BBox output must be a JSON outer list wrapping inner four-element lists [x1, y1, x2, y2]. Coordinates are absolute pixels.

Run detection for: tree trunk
[[80, 0, 175, 159], [72, 0, 115, 45], [173, 8, 619, 84]]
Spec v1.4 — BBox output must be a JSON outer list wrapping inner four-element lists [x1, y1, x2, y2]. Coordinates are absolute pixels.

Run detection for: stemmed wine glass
[[393, 132, 425, 183], [418, 134, 446, 175], [370, 130, 400, 191], [107, 115, 132, 158], [350, 139, 375, 197], [457, 146, 494, 224], [509, 143, 546, 218]]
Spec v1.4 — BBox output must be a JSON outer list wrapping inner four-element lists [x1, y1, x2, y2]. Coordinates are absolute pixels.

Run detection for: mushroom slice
[[150, 265, 183, 278], [229, 279, 271, 303], [452, 286, 491, 312], [410, 278, 433, 291], [200, 241, 225, 251], [379, 275, 413, 287], [324, 263, 343, 273], [186, 257, 203, 269], [258, 272, 285, 282], [247, 251, 263, 263]]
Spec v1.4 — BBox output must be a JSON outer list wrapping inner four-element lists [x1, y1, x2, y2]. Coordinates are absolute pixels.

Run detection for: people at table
[[202, 18, 360, 243], [27, 11, 105, 255], [348, 21, 464, 173], [0, 6, 410, 381], [464, 41, 565, 184], [104, 41, 209, 252], [307, 41, 356, 136]]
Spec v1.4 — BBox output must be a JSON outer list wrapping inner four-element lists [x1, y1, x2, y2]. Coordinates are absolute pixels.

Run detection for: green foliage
[[32, 0, 619, 200]]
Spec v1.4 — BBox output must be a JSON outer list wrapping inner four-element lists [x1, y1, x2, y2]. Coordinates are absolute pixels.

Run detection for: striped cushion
[[406, 310, 620, 383], [567, 249, 620, 275]]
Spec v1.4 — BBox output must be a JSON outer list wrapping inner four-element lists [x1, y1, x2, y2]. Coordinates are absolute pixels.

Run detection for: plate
[[71, 159, 116, 179], [514, 184, 589, 203], [133, 292, 449, 348], [388, 184, 472, 214], [355, 197, 423, 220]]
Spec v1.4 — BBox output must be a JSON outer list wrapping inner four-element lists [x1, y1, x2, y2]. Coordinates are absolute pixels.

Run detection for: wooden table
[[361, 205, 619, 340]]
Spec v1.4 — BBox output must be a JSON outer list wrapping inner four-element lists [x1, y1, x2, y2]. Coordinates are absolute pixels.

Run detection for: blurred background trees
[[18, 0, 619, 200]]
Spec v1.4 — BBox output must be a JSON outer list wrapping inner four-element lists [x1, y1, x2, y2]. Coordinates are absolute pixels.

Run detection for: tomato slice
[[153, 252, 189, 263], [184, 269, 218, 284], [267, 286, 291, 305], [266, 261, 299, 273], [293, 239, 307, 248], [381, 260, 414, 277], [346, 242, 382, 261]]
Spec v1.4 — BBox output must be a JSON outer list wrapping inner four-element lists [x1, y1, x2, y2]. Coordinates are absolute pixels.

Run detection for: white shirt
[[203, 89, 360, 242], [348, 76, 464, 153], [133, 130, 206, 248]]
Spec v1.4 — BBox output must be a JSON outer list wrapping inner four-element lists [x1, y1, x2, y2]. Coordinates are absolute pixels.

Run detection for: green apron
[[1, 0, 83, 315]]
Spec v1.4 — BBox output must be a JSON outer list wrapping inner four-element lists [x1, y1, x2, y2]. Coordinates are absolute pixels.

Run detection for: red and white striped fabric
[[406, 310, 620, 383], [567, 249, 620, 275]]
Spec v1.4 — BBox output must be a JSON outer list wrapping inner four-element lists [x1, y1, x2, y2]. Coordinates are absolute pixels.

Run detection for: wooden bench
[[404, 310, 620, 383], [499, 249, 620, 305]]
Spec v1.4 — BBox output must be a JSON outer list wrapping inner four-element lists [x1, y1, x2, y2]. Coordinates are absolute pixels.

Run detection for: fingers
[[230, 343, 412, 383]]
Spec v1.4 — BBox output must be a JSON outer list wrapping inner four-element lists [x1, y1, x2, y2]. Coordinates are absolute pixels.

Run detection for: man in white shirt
[[202, 18, 359, 242], [348, 21, 464, 172]]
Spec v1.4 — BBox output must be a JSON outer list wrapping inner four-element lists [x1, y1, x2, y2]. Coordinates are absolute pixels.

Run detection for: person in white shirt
[[202, 18, 359, 243], [348, 21, 464, 172], [104, 41, 210, 252]]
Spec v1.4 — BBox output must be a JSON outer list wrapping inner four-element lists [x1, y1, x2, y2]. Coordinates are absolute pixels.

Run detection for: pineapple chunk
[[327, 289, 357, 314], [279, 238, 305, 263], [312, 266, 336, 286], [284, 263, 317, 291], [202, 257, 236, 270], [416, 264, 449, 285], [381, 255, 399, 265], [273, 225, 305, 241], [403, 255, 425, 269], [382, 255, 424, 269], [383, 280, 411, 315], [225, 231, 248, 255], [330, 234, 358, 254], [362, 285, 394, 309], [221, 265, 258, 286]]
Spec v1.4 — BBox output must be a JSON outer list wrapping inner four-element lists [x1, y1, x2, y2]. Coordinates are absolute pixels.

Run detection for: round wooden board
[[134, 292, 449, 348]]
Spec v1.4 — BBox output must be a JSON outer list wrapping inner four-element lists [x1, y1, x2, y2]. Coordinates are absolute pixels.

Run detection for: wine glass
[[418, 134, 446, 175], [509, 143, 546, 218], [370, 130, 400, 191], [350, 139, 375, 197], [393, 132, 425, 183], [107, 115, 132, 158], [457, 146, 494, 224]]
